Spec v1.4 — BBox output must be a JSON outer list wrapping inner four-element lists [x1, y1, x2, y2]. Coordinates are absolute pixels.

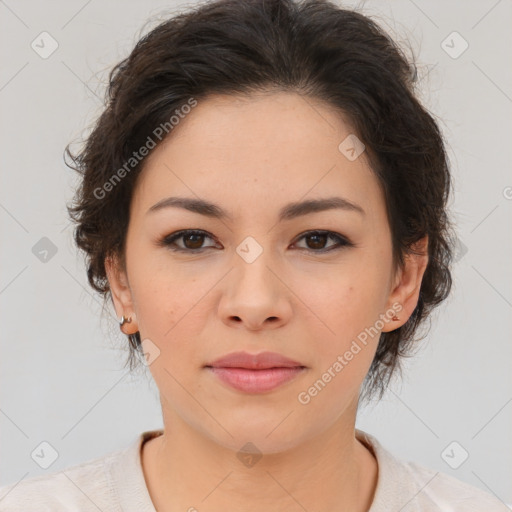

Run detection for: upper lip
[[206, 351, 305, 370]]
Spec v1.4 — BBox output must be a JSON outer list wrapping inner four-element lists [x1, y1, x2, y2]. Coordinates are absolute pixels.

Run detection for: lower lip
[[207, 366, 306, 393]]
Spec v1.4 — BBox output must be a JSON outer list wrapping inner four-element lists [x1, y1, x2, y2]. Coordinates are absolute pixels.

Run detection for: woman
[[0, 0, 506, 510]]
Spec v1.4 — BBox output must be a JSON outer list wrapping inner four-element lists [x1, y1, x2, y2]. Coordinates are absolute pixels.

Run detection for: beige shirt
[[0, 429, 507, 511]]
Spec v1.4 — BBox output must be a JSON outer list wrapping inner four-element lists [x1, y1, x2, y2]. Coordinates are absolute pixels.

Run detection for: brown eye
[[305, 232, 328, 250], [160, 230, 218, 252], [181, 232, 206, 249], [293, 230, 352, 252], [159, 229, 352, 254]]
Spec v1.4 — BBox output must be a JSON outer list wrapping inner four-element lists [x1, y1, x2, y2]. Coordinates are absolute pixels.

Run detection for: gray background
[[1, 0, 511, 506]]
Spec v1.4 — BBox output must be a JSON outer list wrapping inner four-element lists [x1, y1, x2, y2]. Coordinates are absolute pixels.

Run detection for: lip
[[206, 351, 304, 370], [205, 351, 306, 393]]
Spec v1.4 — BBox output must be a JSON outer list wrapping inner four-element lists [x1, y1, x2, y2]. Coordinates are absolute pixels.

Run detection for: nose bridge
[[220, 233, 288, 315], [231, 234, 276, 293]]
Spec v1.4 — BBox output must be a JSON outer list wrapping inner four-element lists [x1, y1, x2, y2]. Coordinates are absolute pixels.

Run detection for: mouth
[[205, 366, 306, 393], [204, 351, 307, 393]]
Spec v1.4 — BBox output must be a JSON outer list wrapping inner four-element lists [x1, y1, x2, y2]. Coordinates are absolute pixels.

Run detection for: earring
[[391, 315, 400, 321], [119, 315, 132, 326]]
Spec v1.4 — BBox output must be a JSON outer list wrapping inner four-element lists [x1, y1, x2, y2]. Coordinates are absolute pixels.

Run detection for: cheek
[[299, 259, 388, 334], [130, 268, 218, 389], [294, 278, 381, 414], [136, 281, 202, 343], [291, 258, 388, 379], [127, 242, 203, 336]]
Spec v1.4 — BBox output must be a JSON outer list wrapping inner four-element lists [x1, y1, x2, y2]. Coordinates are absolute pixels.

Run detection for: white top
[[0, 429, 507, 511]]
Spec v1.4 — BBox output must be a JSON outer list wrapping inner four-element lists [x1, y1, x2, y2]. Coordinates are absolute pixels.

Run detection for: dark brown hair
[[65, 0, 455, 401]]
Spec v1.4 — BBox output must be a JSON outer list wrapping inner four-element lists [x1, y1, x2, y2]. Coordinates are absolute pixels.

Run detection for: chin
[[197, 413, 314, 456]]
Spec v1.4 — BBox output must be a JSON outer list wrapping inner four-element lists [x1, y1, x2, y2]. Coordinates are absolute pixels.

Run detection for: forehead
[[132, 91, 384, 222]]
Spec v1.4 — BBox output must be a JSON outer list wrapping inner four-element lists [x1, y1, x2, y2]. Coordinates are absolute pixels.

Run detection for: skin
[[105, 90, 428, 512]]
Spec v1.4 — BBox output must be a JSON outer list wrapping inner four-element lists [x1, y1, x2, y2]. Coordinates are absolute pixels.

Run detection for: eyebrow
[[146, 195, 365, 221]]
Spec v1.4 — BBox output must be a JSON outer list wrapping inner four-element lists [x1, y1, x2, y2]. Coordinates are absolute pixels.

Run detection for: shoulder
[[401, 459, 508, 511], [0, 447, 124, 512], [356, 430, 509, 512]]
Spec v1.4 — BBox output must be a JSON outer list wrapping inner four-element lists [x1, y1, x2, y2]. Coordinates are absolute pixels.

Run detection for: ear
[[381, 236, 429, 333], [105, 254, 139, 335]]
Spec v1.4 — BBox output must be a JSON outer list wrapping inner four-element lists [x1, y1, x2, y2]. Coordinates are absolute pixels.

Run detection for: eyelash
[[158, 229, 353, 254]]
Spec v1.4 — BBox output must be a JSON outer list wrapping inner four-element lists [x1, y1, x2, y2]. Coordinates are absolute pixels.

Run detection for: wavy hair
[[65, 0, 455, 401]]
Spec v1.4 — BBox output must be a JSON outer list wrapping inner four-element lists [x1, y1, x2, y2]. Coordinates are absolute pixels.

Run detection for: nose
[[218, 249, 293, 331]]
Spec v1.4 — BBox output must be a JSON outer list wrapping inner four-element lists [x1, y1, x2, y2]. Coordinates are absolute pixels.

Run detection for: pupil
[[185, 234, 203, 249], [308, 233, 326, 249]]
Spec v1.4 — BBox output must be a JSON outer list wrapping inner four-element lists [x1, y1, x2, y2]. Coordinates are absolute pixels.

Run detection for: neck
[[141, 408, 378, 512]]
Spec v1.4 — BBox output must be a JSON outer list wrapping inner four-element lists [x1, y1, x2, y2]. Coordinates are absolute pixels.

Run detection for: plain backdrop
[[1, 0, 511, 506]]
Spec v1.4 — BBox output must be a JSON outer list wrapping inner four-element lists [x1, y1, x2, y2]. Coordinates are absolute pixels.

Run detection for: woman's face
[[107, 91, 426, 453]]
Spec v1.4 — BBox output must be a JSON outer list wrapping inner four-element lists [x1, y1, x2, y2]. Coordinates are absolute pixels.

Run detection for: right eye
[[158, 229, 219, 252]]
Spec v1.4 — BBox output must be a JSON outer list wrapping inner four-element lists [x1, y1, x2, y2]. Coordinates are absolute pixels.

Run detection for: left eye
[[292, 230, 351, 252], [159, 229, 352, 253]]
